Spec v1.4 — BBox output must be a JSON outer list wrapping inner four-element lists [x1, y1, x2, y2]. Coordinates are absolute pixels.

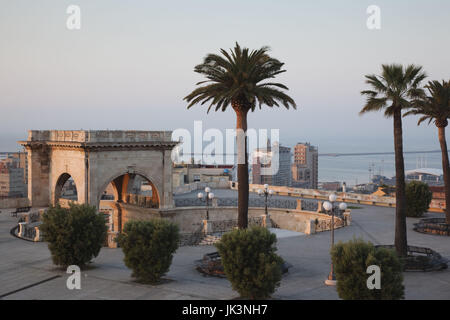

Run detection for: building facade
[[405, 168, 444, 186], [173, 164, 232, 187], [252, 143, 291, 187], [0, 152, 28, 198], [291, 142, 318, 189]]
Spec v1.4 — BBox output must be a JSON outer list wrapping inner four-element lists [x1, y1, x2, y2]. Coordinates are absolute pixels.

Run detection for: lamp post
[[257, 184, 274, 216], [323, 193, 347, 286], [197, 187, 215, 220]]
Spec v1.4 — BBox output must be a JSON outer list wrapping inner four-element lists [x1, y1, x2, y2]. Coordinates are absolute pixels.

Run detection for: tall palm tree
[[405, 80, 450, 224], [184, 43, 296, 229], [360, 64, 427, 257]]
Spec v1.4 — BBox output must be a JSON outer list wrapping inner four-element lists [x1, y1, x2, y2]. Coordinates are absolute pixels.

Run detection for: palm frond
[[184, 42, 296, 113], [360, 63, 427, 118]]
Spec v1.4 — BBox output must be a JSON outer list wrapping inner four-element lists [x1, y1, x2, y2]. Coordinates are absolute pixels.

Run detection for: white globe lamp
[[329, 194, 337, 203], [323, 201, 332, 211]]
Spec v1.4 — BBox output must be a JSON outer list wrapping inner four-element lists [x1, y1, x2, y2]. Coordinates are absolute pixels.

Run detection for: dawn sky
[[1, 0, 449, 153]]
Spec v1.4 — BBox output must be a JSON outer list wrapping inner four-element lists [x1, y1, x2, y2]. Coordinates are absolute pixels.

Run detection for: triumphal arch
[[19, 130, 178, 210]]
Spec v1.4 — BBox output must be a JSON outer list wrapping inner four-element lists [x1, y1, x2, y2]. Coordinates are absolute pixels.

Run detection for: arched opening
[[54, 173, 78, 205], [99, 173, 160, 233]]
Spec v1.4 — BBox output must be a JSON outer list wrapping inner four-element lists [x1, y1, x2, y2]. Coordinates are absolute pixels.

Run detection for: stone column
[[262, 215, 272, 228], [317, 201, 323, 212], [34, 227, 40, 242], [18, 222, 26, 237], [27, 145, 50, 207], [107, 231, 119, 248], [162, 149, 174, 208], [296, 199, 302, 210], [343, 211, 352, 226], [202, 219, 212, 234]]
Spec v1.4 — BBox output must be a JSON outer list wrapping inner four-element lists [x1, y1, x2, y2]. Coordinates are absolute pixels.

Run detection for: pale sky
[[0, 0, 449, 152]]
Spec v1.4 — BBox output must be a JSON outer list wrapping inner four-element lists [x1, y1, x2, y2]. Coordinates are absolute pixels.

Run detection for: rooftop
[[406, 168, 443, 177]]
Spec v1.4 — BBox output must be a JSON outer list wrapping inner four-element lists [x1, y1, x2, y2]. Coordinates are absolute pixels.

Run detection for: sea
[[1, 148, 444, 188], [319, 151, 443, 186]]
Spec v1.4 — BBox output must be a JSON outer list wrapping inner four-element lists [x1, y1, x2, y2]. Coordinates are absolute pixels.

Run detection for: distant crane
[[368, 162, 375, 182]]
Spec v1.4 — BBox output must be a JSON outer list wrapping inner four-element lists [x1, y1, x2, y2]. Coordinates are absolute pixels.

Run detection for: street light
[[324, 194, 347, 286], [257, 184, 273, 216], [198, 187, 215, 220]]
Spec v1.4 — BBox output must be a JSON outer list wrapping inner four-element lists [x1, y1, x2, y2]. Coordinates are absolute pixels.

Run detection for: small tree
[[40, 203, 107, 268], [406, 181, 432, 217], [331, 238, 404, 300], [215, 226, 283, 299], [117, 219, 179, 284]]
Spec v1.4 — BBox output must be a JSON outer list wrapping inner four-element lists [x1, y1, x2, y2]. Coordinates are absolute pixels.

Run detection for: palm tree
[[184, 43, 296, 229], [405, 80, 450, 224], [360, 64, 427, 257]]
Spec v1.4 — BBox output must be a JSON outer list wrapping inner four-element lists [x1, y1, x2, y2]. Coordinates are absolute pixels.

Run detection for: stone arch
[[97, 170, 161, 209], [98, 171, 161, 233], [53, 172, 79, 205]]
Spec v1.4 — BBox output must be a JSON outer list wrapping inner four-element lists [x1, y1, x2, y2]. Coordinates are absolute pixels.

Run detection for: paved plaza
[[0, 202, 449, 300]]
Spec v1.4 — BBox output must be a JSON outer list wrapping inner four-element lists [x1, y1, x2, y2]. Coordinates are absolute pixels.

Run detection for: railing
[[124, 194, 158, 208], [178, 216, 267, 247], [230, 183, 445, 212], [375, 245, 448, 271], [314, 217, 346, 233], [414, 218, 450, 236], [173, 181, 231, 195], [179, 223, 205, 246], [17, 221, 42, 242], [207, 216, 265, 234], [175, 196, 319, 211]]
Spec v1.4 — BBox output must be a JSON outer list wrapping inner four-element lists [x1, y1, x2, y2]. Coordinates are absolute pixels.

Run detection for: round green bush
[[40, 203, 107, 268], [406, 181, 432, 217], [215, 226, 283, 299], [331, 238, 404, 300], [117, 219, 179, 284]]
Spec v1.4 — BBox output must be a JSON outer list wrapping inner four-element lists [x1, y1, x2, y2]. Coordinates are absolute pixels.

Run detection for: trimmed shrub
[[331, 238, 404, 300], [406, 181, 432, 217], [41, 203, 107, 268], [215, 226, 283, 299], [117, 219, 179, 284]]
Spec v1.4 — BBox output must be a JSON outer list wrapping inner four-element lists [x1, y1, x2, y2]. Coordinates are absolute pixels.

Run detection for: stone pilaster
[[27, 145, 50, 207]]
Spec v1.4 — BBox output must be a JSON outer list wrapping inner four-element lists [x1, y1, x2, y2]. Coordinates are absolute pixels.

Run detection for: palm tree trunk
[[235, 107, 249, 229], [437, 125, 450, 224], [393, 109, 408, 257]]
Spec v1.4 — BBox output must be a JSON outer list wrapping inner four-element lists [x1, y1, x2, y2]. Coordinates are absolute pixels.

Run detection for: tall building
[[252, 142, 291, 186], [0, 152, 28, 198], [291, 142, 318, 189]]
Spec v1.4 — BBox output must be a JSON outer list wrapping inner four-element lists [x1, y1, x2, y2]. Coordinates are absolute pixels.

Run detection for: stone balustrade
[[26, 130, 173, 143], [231, 182, 445, 213]]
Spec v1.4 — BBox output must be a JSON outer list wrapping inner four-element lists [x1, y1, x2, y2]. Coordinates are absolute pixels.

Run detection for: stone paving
[[0, 204, 449, 300]]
